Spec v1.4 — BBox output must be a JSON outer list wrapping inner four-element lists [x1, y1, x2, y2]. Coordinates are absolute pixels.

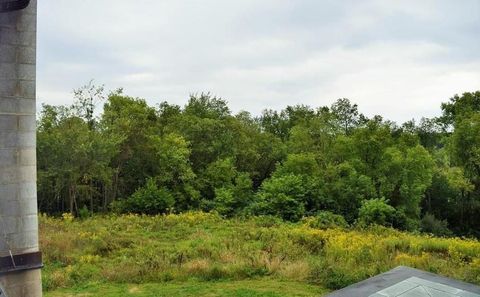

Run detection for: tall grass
[[39, 212, 480, 292]]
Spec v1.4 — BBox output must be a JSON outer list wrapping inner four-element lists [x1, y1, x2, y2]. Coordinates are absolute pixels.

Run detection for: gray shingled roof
[[326, 266, 480, 297]]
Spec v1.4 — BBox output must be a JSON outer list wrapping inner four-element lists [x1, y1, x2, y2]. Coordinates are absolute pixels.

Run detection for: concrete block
[[17, 166, 36, 182], [0, 149, 17, 166], [17, 115, 35, 132], [15, 64, 35, 81], [0, 63, 16, 79], [1, 198, 37, 217], [0, 132, 18, 149], [0, 97, 18, 112], [21, 278, 43, 297], [0, 132, 17, 148], [21, 215, 38, 232], [3, 269, 41, 284], [0, 45, 16, 63], [16, 99, 35, 113], [2, 285, 23, 297], [15, 12, 36, 33], [6, 230, 39, 252], [0, 28, 36, 47], [0, 239, 7, 253], [0, 199, 20, 216], [0, 12, 16, 28], [18, 149, 35, 166], [0, 215, 17, 234], [18, 198, 38, 216], [17, 182, 36, 200], [16, 30, 36, 47], [0, 167, 16, 185], [0, 184, 16, 200], [0, 115, 17, 131], [17, 81, 35, 99], [0, 27, 16, 44], [16, 47, 35, 65], [16, 132, 36, 147]]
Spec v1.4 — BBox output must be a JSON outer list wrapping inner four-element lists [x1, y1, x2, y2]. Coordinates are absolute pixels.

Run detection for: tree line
[[37, 82, 480, 237]]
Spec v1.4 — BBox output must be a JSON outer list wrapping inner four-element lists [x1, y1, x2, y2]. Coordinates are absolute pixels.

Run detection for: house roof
[[326, 266, 480, 297]]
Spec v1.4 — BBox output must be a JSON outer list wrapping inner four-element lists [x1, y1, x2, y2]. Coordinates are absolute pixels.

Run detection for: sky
[[37, 0, 480, 123]]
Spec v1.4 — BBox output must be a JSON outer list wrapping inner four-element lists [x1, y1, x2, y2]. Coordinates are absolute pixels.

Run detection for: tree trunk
[[69, 184, 74, 215], [90, 180, 94, 214]]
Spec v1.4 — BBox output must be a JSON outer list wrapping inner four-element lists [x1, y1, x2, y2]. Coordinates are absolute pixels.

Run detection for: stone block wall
[[0, 0, 42, 296]]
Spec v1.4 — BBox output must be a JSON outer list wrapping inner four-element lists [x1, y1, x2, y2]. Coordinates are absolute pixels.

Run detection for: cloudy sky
[[37, 0, 480, 123]]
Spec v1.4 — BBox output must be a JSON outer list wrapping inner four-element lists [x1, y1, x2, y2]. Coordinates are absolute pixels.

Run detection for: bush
[[251, 174, 307, 221], [421, 213, 453, 237], [309, 259, 368, 290], [250, 215, 284, 227], [78, 205, 90, 220], [303, 211, 348, 229], [212, 187, 235, 216], [392, 208, 419, 231], [213, 174, 254, 217], [357, 198, 396, 227], [115, 178, 174, 214]]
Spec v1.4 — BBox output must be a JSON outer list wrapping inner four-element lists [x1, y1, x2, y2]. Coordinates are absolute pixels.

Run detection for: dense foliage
[[41, 213, 480, 296], [37, 83, 480, 237]]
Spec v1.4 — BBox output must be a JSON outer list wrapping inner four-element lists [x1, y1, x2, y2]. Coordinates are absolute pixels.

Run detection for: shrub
[[62, 212, 74, 222], [115, 178, 174, 214], [309, 261, 364, 290], [302, 211, 348, 229], [251, 174, 307, 221], [200, 265, 229, 281], [392, 208, 419, 231], [213, 187, 235, 216], [304, 211, 348, 229], [421, 213, 453, 237], [357, 198, 396, 227], [78, 205, 90, 219], [250, 215, 284, 228]]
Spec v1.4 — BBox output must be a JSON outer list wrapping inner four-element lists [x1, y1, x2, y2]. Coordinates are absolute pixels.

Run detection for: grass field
[[44, 280, 326, 297], [40, 212, 480, 296]]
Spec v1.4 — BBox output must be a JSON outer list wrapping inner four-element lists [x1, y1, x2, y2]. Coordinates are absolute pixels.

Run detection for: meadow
[[41, 212, 480, 296]]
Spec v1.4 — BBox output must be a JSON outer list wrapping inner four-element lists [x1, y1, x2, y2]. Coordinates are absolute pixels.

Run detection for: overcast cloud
[[37, 0, 480, 123]]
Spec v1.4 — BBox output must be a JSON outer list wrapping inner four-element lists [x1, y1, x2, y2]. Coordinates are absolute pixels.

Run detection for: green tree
[[213, 173, 253, 217], [440, 91, 480, 128], [252, 174, 307, 221], [379, 145, 434, 219], [322, 162, 376, 222], [200, 158, 253, 215], [117, 178, 174, 215], [101, 94, 158, 201], [357, 198, 396, 227], [37, 104, 117, 214], [450, 113, 480, 177], [304, 211, 348, 229], [184, 93, 230, 119], [152, 133, 198, 211], [331, 98, 361, 134]]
